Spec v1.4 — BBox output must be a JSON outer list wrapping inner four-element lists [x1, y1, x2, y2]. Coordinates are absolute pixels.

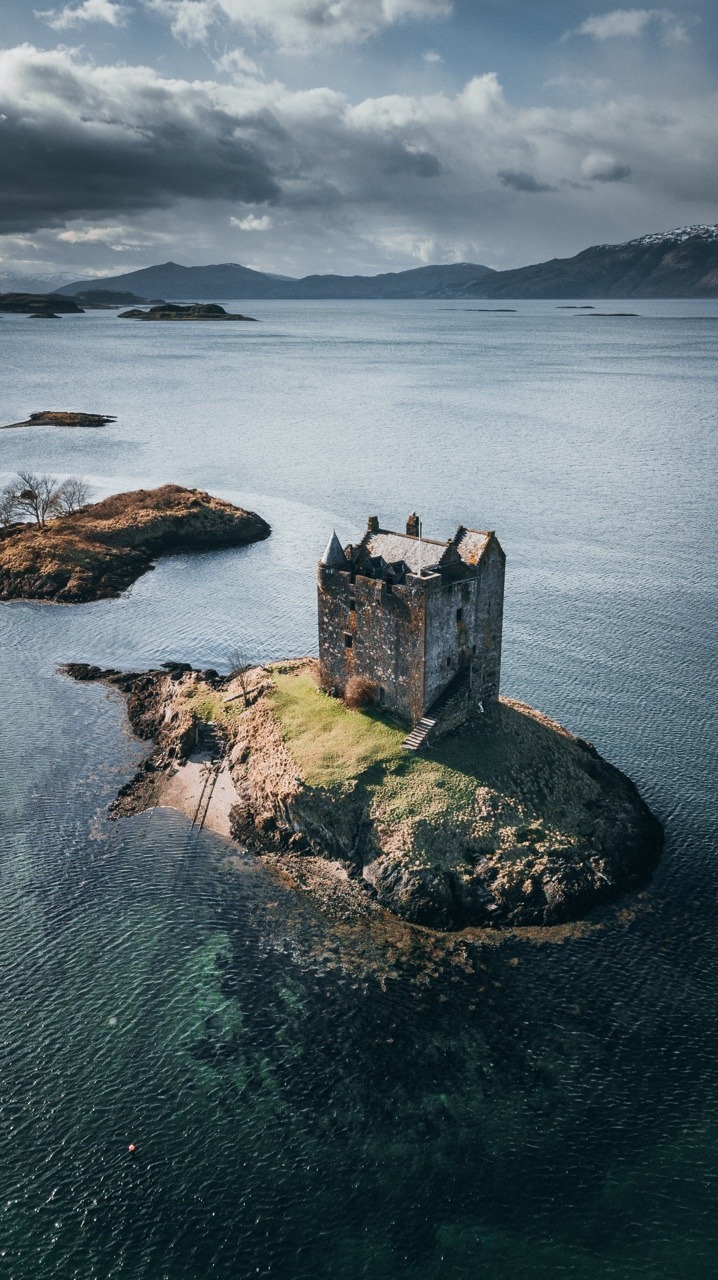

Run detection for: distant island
[[0, 290, 165, 315], [118, 302, 257, 321], [0, 484, 270, 602], [58, 224, 718, 300], [1, 411, 116, 430]]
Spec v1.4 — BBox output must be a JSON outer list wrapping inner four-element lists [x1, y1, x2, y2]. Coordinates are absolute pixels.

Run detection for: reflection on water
[[0, 300, 717, 1278]]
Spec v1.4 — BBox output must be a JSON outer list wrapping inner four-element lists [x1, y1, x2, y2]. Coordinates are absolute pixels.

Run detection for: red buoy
[[128, 1144, 136, 1153]]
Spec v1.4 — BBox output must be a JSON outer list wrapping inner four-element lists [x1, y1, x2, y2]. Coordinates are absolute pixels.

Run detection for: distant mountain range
[[59, 225, 718, 301], [60, 260, 494, 300]]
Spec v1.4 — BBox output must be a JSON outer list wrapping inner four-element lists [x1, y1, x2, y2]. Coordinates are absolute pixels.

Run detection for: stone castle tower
[[317, 514, 505, 726]]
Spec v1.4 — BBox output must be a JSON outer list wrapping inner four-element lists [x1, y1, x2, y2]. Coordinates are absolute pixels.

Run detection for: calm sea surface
[[0, 300, 716, 1279]]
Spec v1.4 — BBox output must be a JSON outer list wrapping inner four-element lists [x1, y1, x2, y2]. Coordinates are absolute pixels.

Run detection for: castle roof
[[364, 530, 448, 575], [363, 526, 494, 576], [320, 531, 347, 567], [454, 528, 492, 565]]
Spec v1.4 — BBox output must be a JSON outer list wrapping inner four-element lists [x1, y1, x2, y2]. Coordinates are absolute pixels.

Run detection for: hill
[[58, 226, 718, 300], [59, 260, 494, 300], [461, 225, 718, 299]]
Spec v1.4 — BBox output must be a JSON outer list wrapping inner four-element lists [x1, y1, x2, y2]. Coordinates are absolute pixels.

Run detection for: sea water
[[0, 299, 716, 1278]]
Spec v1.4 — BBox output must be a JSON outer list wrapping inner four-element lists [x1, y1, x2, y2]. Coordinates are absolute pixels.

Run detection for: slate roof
[[365, 530, 449, 575], [455, 529, 492, 566], [321, 531, 347, 567]]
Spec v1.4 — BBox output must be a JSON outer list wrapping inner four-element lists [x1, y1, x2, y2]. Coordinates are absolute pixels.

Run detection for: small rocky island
[[0, 484, 270, 602], [1, 411, 116, 430], [66, 658, 661, 930], [118, 302, 257, 321], [64, 512, 661, 931]]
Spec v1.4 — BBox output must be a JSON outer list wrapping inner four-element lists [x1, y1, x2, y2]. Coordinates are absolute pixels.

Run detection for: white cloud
[[569, 8, 693, 46], [422, 49, 444, 63], [214, 46, 261, 76], [231, 212, 271, 229], [37, 0, 128, 29], [146, 0, 216, 42], [151, 0, 453, 50], [57, 223, 151, 249], [580, 151, 632, 182]]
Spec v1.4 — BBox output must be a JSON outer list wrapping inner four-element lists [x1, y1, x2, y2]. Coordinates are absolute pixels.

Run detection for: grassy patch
[[184, 686, 242, 727], [270, 672, 405, 788]]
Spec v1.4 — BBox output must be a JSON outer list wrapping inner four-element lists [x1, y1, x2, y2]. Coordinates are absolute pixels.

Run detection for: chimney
[[406, 513, 420, 538], [367, 515, 379, 533]]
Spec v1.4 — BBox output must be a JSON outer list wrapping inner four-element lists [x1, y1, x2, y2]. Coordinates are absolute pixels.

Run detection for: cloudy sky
[[1, 0, 716, 280]]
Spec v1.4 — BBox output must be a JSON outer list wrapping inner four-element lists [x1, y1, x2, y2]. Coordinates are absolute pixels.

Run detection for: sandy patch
[[155, 753, 239, 838]]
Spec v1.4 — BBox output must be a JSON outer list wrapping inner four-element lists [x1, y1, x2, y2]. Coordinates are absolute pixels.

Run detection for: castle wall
[[470, 536, 505, 703], [317, 567, 425, 724], [423, 575, 478, 710]]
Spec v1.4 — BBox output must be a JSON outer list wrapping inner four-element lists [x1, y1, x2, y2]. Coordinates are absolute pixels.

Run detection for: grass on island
[[270, 671, 406, 788], [183, 686, 244, 728], [268, 670, 603, 858]]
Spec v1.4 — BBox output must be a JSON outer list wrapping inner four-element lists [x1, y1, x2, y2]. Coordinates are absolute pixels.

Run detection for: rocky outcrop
[[0, 484, 270, 602]]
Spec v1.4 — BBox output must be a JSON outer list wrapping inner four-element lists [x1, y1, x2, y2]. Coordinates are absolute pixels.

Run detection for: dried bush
[[344, 675, 378, 710]]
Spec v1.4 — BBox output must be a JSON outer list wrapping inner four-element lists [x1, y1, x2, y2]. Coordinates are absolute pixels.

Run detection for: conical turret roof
[[320, 531, 347, 567]]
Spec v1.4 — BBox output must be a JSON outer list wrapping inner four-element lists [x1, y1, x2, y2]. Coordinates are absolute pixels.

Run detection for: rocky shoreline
[[65, 659, 663, 931], [0, 484, 270, 602]]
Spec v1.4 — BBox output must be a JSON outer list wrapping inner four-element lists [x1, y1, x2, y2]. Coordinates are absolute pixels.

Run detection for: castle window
[[349, 598, 356, 611], [472, 644, 477, 655], [456, 607, 463, 622], [344, 633, 353, 649], [385, 582, 393, 595]]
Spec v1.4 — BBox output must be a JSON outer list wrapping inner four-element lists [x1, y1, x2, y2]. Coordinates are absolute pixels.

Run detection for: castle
[[317, 514, 505, 727]]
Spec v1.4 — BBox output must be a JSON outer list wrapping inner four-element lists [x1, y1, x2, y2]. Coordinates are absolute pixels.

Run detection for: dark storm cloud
[[0, 46, 279, 233], [497, 169, 557, 194], [382, 147, 442, 177]]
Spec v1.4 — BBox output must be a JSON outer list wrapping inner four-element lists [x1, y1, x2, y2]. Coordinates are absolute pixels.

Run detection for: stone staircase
[[401, 715, 437, 752], [401, 668, 473, 753]]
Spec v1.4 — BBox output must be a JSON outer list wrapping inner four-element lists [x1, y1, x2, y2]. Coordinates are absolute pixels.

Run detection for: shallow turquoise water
[[0, 300, 717, 1278]]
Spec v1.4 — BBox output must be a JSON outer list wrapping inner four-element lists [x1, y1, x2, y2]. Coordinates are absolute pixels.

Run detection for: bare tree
[[11, 472, 62, 527], [55, 476, 93, 515], [226, 645, 253, 707], [0, 486, 18, 528]]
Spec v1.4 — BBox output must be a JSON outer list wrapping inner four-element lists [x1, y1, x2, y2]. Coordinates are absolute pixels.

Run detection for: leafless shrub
[[55, 476, 93, 515], [344, 675, 378, 709], [226, 645, 253, 706], [2, 471, 93, 526], [11, 472, 62, 527], [0, 486, 18, 527]]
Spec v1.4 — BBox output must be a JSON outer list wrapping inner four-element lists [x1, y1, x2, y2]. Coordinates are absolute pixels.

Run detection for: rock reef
[[69, 659, 662, 931], [0, 484, 270, 602]]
